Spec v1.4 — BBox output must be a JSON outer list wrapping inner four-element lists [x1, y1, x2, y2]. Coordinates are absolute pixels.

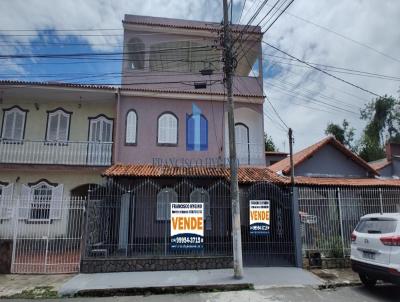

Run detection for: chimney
[[386, 142, 400, 160]]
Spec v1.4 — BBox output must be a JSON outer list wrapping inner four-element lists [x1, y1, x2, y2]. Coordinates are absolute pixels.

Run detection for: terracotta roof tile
[[369, 158, 392, 171], [0, 80, 115, 90], [294, 176, 400, 187], [102, 164, 286, 184], [269, 136, 378, 176]]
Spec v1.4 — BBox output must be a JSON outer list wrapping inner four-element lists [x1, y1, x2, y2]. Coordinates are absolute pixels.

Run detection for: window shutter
[[14, 112, 24, 140], [0, 184, 13, 219], [58, 114, 69, 141], [3, 112, 14, 139], [19, 184, 31, 219], [50, 184, 63, 220], [48, 114, 58, 141], [126, 111, 137, 144]]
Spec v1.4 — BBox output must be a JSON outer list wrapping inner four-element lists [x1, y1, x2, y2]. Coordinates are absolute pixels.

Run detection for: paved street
[[10, 285, 400, 302]]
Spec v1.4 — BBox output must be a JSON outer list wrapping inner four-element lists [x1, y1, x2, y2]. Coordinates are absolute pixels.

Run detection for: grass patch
[[3, 286, 58, 299]]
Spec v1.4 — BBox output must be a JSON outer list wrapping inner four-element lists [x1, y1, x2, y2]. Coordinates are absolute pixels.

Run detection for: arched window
[[127, 38, 145, 70], [46, 108, 71, 141], [186, 113, 208, 151], [125, 110, 137, 144], [235, 123, 250, 165], [1, 106, 28, 141], [190, 189, 211, 230], [156, 188, 178, 221], [157, 112, 178, 145]]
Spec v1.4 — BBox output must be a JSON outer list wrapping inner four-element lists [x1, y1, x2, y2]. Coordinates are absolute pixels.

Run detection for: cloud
[[0, 0, 399, 152]]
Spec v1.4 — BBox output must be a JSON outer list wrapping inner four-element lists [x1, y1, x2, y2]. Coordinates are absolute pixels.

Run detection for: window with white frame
[[235, 123, 250, 165], [46, 108, 71, 142], [1, 106, 27, 141], [126, 110, 137, 144], [19, 180, 63, 221], [157, 113, 178, 145], [0, 183, 13, 220], [156, 188, 178, 221]]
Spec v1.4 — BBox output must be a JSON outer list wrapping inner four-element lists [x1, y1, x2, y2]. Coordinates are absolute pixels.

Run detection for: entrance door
[[241, 182, 296, 267], [88, 116, 113, 165]]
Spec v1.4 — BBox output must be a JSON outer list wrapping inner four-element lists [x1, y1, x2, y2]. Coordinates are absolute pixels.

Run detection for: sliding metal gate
[[241, 182, 296, 266]]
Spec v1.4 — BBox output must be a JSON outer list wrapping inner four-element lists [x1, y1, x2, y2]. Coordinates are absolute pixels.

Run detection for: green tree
[[358, 95, 400, 161], [325, 119, 355, 150], [264, 134, 278, 152]]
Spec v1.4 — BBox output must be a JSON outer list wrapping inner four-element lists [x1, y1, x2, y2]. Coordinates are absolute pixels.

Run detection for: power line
[[263, 41, 382, 97]]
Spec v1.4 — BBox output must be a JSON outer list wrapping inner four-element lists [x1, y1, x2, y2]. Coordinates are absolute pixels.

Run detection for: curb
[[318, 281, 362, 290], [63, 283, 254, 297]]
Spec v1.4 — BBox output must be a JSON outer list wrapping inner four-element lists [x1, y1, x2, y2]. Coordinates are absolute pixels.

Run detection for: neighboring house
[[0, 82, 116, 238], [269, 136, 378, 178], [115, 14, 266, 166], [369, 142, 400, 178], [265, 151, 287, 167]]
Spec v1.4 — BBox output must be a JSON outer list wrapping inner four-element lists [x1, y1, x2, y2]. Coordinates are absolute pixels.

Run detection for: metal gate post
[[10, 195, 19, 273], [337, 188, 346, 258], [291, 187, 302, 267], [379, 188, 383, 214]]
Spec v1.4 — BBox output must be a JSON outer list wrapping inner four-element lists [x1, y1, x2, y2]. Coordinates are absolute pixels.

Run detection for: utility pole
[[288, 128, 295, 185], [223, 0, 243, 279]]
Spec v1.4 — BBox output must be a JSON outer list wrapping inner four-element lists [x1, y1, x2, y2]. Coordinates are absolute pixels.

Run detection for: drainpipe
[[114, 88, 121, 163]]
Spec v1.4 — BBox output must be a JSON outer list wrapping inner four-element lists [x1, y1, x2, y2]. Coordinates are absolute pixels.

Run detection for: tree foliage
[[358, 95, 400, 161], [264, 134, 278, 152], [325, 119, 355, 151]]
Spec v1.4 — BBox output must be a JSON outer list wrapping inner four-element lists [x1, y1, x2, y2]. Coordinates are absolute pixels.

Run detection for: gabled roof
[[369, 158, 392, 171], [269, 136, 379, 176]]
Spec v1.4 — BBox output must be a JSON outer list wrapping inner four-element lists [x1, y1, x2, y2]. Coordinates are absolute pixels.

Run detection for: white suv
[[351, 213, 400, 287]]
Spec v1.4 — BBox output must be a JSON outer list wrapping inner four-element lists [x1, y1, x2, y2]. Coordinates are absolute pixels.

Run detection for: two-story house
[[0, 82, 115, 242]]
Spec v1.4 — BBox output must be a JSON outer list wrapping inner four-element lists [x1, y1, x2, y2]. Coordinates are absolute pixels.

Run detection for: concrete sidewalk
[[59, 267, 323, 296]]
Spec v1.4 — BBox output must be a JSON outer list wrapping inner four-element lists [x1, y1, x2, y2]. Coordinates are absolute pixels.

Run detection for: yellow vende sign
[[249, 200, 270, 236], [170, 203, 204, 250]]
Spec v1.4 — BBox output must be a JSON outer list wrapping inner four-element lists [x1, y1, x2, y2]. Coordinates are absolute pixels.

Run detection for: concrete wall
[[295, 144, 370, 178], [377, 164, 393, 178], [116, 95, 225, 164], [393, 158, 400, 177], [224, 103, 265, 166], [265, 154, 287, 166]]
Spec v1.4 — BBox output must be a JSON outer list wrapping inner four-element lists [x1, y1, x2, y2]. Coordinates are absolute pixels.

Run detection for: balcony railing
[[0, 139, 113, 166]]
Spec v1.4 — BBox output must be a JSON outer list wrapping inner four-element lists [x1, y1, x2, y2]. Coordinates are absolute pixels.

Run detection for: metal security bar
[[0, 197, 86, 274], [299, 186, 400, 258], [0, 139, 113, 166], [83, 179, 233, 259]]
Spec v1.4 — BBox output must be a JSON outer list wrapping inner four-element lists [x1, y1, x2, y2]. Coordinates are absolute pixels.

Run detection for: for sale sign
[[170, 203, 204, 250], [249, 200, 270, 236]]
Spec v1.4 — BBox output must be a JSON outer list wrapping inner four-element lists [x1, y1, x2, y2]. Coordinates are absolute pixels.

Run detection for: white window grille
[[19, 181, 63, 221], [46, 109, 71, 141], [156, 188, 177, 221], [126, 110, 137, 144], [158, 113, 177, 144], [1, 107, 27, 140], [235, 123, 250, 165]]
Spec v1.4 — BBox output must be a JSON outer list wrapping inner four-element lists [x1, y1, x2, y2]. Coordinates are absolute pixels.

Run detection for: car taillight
[[351, 233, 357, 242], [380, 236, 400, 246]]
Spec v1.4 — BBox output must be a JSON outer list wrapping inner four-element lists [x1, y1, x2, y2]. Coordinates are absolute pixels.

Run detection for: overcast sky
[[0, 0, 399, 152]]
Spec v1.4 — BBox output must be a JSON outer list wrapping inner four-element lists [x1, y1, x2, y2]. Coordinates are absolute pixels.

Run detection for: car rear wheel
[[359, 273, 377, 288]]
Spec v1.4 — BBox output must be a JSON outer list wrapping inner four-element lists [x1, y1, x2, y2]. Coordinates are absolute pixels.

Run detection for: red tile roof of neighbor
[[369, 158, 392, 171], [269, 136, 379, 176], [103, 164, 400, 187]]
